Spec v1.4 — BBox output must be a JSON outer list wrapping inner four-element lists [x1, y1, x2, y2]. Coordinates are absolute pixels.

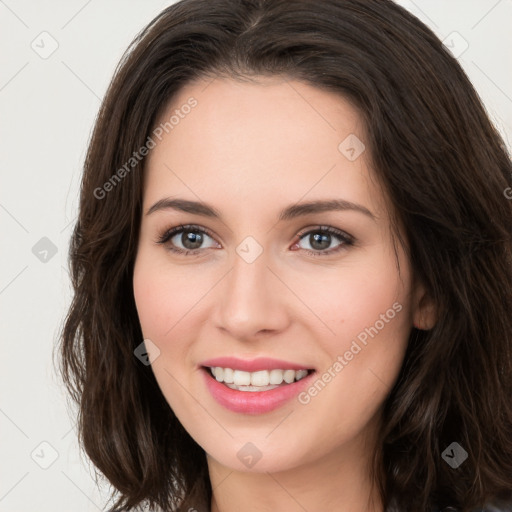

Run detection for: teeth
[[233, 369, 251, 386], [223, 367, 234, 383], [283, 369, 296, 384], [209, 367, 310, 390], [250, 370, 269, 386], [269, 369, 284, 385]]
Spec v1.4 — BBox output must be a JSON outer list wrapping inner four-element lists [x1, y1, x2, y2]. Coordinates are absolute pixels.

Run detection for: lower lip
[[201, 367, 316, 414]]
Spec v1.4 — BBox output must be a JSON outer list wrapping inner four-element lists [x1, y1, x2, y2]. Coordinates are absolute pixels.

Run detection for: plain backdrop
[[1, 1, 511, 510]]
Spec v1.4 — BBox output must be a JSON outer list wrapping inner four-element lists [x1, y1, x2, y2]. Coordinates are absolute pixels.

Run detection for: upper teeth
[[210, 367, 309, 386]]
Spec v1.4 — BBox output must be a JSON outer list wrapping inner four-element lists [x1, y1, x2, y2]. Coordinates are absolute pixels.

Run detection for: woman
[[59, 0, 512, 511]]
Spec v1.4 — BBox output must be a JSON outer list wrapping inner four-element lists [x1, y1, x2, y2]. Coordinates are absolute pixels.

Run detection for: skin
[[133, 76, 436, 512]]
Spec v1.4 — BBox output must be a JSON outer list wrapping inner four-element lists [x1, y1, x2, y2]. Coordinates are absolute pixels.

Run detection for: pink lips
[[199, 357, 315, 415], [200, 356, 311, 372]]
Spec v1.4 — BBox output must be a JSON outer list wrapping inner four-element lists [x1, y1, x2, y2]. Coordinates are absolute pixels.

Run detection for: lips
[[199, 356, 316, 414], [199, 356, 313, 372]]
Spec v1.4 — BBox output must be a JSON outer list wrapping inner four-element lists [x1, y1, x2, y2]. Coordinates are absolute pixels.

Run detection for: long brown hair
[[57, 0, 512, 510]]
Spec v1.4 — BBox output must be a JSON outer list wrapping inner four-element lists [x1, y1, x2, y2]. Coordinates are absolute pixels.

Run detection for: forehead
[[143, 76, 388, 222]]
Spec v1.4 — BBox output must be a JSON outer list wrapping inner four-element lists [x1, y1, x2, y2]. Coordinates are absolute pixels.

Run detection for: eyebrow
[[145, 198, 376, 222]]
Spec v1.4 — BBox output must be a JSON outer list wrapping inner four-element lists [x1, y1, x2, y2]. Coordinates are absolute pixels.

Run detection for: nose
[[213, 248, 290, 341]]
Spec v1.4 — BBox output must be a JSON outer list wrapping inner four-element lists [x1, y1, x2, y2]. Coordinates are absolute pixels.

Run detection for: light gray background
[[1, 1, 511, 510]]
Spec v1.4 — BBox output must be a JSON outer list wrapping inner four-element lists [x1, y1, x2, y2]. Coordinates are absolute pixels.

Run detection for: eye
[[293, 226, 354, 256], [156, 224, 219, 255], [156, 224, 354, 257]]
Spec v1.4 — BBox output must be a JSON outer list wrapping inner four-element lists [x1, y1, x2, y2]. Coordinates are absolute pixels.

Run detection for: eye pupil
[[183, 231, 203, 249], [310, 232, 331, 250]]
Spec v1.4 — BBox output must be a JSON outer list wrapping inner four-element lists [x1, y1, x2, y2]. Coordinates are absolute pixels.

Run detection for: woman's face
[[133, 76, 434, 473]]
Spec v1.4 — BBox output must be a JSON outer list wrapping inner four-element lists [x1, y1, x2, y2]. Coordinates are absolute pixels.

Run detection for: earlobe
[[412, 282, 437, 330]]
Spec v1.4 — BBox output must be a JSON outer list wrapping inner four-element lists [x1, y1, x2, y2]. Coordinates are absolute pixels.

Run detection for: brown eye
[[157, 225, 219, 255], [295, 226, 354, 256], [176, 230, 205, 250]]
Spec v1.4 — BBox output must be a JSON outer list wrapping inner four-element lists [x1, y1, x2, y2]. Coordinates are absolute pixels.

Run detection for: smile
[[208, 366, 311, 391], [200, 361, 317, 414]]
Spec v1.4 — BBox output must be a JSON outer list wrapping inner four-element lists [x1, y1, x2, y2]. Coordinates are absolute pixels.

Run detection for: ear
[[411, 279, 437, 330]]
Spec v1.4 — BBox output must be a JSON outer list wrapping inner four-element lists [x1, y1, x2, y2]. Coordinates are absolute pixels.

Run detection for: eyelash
[[155, 224, 355, 257]]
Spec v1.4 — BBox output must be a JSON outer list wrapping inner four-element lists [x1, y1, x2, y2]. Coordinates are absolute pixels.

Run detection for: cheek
[[133, 252, 196, 411], [299, 257, 407, 345], [294, 279, 409, 451], [132, 257, 165, 340], [133, 248, 205, 340], [299, 251, 411, 407]]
